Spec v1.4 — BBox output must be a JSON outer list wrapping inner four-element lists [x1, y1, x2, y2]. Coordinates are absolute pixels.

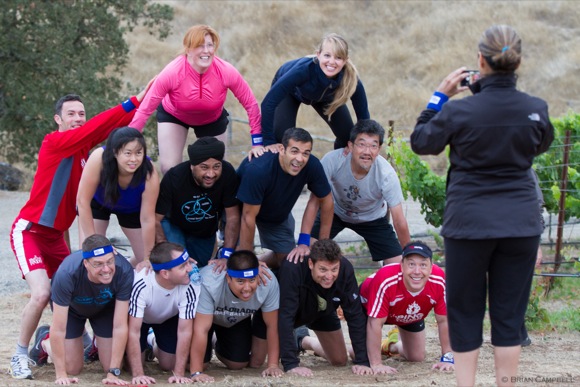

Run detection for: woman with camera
[[410, 25, 553, 386]]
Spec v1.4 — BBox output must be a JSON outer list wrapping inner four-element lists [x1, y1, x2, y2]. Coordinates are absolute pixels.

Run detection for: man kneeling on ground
[[126, 242, 200, 384], [189, 250, 282, 382], [361, 241, 454, 374], [278, 239, 372, 376]]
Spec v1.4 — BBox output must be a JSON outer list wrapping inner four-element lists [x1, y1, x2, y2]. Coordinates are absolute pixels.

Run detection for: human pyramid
[[8, 24, 553, 387]]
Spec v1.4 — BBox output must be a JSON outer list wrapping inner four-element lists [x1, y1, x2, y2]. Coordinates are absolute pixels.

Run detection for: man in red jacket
[[8, 82, 151, 380]]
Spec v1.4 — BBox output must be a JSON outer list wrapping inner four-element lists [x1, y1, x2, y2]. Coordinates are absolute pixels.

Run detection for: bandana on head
[[227, 268, 259, 278], [82, 244, 114, 259], [151, 250, 190, 271], [188, 137, 225, 165]]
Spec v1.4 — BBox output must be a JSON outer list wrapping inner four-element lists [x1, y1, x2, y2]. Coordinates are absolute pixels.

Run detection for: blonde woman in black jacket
[[410, 25, 554, 387]]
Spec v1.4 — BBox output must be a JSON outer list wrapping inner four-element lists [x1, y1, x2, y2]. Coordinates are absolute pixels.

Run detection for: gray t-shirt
[[196, 265, 279, 327], [321, 149, 404, 223]]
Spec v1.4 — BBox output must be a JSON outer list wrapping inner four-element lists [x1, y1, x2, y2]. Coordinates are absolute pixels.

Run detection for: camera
[[460, 70, 480, 87]]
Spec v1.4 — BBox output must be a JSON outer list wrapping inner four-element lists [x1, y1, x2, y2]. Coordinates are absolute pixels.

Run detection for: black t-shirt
[[155, 161, 239, 238]]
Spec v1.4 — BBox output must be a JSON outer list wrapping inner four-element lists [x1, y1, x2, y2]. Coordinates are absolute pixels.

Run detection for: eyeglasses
[[354, 142, 380, 151], [197, 43, 215, 50], [86, 257, 115, 270]]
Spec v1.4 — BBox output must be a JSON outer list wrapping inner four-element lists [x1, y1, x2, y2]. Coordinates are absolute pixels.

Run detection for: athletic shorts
[[312, 213, 402, 261], [306, 310, 342, 332], [205, 317, 252, 364], [156, 104, 229, 137], [91, 199, 141, 229], [140, 314, 180, 354], [65, 304, 115, 339], [256, 214, 296, 254], [398, 319, 425, 333], [10, 218, 70, 278], [444, 236, 538, 352]]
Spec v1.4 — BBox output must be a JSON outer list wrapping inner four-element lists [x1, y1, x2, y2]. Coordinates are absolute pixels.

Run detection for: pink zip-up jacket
[[130, 55, 261, 137]]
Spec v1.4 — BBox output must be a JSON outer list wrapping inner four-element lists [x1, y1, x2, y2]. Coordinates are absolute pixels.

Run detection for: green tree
[[0, 0, 173, 165]]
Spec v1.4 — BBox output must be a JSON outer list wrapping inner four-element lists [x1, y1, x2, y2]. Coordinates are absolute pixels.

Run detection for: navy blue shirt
[[261, 57, 369, 145], [51, 251, 134, 318], [236, 152, 331, 224]]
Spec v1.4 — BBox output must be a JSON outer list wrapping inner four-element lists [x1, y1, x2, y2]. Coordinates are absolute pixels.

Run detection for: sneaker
[[144, 328, 155, 362], [381, 327, 399, 357], [84, 337, 99, 363], [521, 336, 532, 347], [293, 326, 310, 354], [8, 354, 35, 380], [28, 325, 50, 366]]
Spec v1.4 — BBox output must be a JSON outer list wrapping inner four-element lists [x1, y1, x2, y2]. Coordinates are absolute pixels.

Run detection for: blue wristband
[[251, 134, 263, 146], [297, 233, 310, 247], [440, 352, 454, 364], [426, 91, 449, 112], [121, 98, 136, 112], [220, 248, 234, 259]]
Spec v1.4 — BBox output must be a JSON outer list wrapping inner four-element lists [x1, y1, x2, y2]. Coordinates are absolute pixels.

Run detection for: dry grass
[[121, 0, 580, 167]]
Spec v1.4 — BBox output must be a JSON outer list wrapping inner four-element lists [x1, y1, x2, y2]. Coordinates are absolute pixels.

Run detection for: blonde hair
[[478, 25, 521, 73], [315, 33, 359, 118], [180, 25, 220, 55]]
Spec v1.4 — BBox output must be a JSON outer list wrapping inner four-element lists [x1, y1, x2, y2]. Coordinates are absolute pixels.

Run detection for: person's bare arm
[[239, 203, 261, 251], [76, 148, 104, 243], [50, 304, 76, 383], [366, 316, 397, 375], [390, 204, 411, 248], [432, 313, 454, 371], [261, 310, 283, 377], [169, 318, 193, 383], [138, 167, 160, 263], [189, 314, 215, 383], [126, 316, 155, 385]]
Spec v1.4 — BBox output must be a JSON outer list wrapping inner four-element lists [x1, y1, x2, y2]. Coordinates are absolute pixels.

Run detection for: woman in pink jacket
[[130, 25, 267, 173]]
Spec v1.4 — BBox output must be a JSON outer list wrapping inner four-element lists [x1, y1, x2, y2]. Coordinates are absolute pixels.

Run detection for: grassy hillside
[[125, 0, 580, 163]]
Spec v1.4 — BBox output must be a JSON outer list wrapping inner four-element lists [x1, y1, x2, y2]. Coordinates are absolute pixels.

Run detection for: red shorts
[[10, 218, 70, 279]]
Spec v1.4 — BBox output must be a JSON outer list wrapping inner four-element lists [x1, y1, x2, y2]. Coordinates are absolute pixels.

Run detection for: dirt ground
[[1, 190, 579, 386]]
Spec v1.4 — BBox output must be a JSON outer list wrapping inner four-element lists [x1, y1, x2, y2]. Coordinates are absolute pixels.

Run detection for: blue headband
[[151, 250, 190, 271], [82, 245, 114, 259], [227, 268, 259, 278]]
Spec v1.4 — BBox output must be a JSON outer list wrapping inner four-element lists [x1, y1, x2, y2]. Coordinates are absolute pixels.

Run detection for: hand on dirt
[[288, 366, 314, 377]]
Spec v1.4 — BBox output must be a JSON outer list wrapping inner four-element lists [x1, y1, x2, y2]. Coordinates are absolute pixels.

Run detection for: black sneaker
[[293, 326, 310, 354], [521, 336, 532, 347], [28, 325, 50, 366]]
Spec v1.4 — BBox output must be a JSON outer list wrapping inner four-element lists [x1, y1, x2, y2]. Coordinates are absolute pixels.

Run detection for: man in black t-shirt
[[155, 137, 240, 271]]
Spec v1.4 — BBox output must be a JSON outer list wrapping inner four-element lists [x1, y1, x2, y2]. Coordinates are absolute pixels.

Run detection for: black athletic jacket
[[278, 256, 369, 371], [411, 73, 554, 239]]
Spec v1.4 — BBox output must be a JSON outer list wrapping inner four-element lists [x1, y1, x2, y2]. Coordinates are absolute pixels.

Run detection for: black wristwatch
[[108, 368, 121, 376]]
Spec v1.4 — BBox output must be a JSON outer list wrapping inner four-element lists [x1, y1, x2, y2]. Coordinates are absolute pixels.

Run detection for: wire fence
[[225, 117, 579, 278]]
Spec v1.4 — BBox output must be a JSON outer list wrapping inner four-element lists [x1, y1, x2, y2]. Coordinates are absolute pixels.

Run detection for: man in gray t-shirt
[[189, 250, 282, 382], [312, 119, 411, 264]]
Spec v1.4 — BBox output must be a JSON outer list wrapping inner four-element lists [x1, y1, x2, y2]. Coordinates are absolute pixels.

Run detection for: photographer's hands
[[436, 67, 470, 97]]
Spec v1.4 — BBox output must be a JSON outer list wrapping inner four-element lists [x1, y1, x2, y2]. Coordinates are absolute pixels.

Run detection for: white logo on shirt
[[528, 113, 540, 121]]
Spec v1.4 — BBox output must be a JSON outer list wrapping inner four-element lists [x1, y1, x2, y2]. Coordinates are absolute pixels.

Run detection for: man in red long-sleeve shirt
[[8, 83, 150, 380]]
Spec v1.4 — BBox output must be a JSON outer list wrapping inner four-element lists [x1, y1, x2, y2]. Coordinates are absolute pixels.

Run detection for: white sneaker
[[8, 354, 35, 379]]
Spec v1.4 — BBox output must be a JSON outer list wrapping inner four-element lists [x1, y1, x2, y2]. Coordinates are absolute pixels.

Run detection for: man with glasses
[[27, 234, 134, 385], [311, 119, 410, 265]]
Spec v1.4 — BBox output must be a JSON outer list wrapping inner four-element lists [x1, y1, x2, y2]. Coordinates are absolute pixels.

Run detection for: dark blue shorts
[[66, 304, 115, 339], [91, 199, 141, 229], [140, 314, 180, 354]]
